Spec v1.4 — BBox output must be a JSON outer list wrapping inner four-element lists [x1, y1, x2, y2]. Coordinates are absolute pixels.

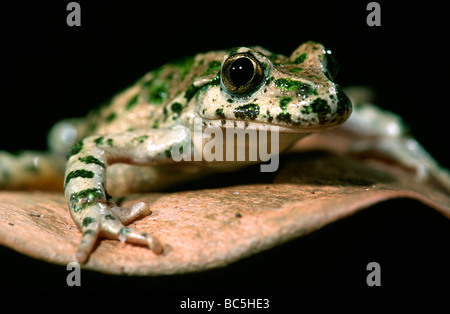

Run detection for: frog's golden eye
[[221, 53, 264, 95]]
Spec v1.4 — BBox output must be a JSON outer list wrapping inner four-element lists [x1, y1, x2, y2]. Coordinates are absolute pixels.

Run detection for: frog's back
[[81, 51, 227, 137]]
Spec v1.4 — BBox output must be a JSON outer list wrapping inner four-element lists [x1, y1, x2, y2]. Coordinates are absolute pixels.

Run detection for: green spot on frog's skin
[[276, 112, 292, 123], [65, 169, 95, 188], [273, 78, 313, 95], [267, 53, 282, 63], [94, 137, 104, 145], [171, 56, 196, 80], [67, 141, 84, 159], [196, 85, 212, 102], [266, 109, 273, 123], [148, 82, 168, 104], [165, 145, 183, 158], [185, 74, 220, 102], [184, 84, 198, 102], [105, 214, 116, 221], [233, 104, 260, 120], [78, 156, 105, 168], [279, 97, 292, 111], [126, 94, 139, 110], [163, 107, 168, 121], [69, 188, 104, 213], [82, 217, 96, 227], [141, 74, 158, 92], [152, 119, 159, 129], [226, 47, 240, 56], [215, 108, 225, 118], [171, 102, 183, 113], [82, 230, 96, 237], [119, 227, 131, 235], [293, 53, 308, 64], [95, 136, 113, 147], [227, 98, 234, 103], [301, 98, 331, 117], [288, 67, 303, 73], [336, 87, 352, 118], [106, 112, 117, 123], [132, 135, 149, 144], [202, 60, 221, 76]]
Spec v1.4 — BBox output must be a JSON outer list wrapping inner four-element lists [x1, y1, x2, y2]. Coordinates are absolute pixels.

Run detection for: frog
[[1, 41, 449, 263]]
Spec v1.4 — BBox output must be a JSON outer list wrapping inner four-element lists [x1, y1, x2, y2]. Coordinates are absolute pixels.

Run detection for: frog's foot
[[349, 136, 450, 192], [76, 201, 163, 263]]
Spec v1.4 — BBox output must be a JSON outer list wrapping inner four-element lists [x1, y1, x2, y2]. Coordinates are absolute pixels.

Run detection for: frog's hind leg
[[0, 117, 88, 191], [341, 87, 450, 193], [0, 151, 65, 191]]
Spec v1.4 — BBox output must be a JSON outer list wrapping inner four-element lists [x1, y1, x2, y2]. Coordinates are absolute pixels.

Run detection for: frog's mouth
[[198, 117, 341, 134]]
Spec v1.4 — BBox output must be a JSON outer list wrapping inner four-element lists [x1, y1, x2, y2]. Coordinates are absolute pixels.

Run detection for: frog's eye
[[221, 53, 264, 95]]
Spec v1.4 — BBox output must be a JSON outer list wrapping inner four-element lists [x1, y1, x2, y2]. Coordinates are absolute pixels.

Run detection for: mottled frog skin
[[1, 42, 448, 263]]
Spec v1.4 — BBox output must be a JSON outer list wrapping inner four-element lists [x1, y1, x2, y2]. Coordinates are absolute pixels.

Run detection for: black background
[[0, 0, 449, 297]]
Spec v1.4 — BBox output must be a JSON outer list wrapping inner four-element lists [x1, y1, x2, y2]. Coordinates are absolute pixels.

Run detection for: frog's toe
[[76, 220, 101, 264], [117, 227, 163, 255], [107, 201, 163, 253], [110, 201, 152, 225]]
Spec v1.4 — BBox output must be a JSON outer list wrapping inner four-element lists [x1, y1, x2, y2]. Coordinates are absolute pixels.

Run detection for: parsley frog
[[1, 41, 448, 263]]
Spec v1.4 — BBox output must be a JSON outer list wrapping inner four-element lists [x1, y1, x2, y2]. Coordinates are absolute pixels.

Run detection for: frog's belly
[[106, 163, 200, 195], [106, 160, 260, 195], [106, 132, 308, 195]]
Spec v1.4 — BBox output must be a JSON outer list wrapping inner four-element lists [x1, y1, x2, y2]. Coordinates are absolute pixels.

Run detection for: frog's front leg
[[65, 125, 190, 263]]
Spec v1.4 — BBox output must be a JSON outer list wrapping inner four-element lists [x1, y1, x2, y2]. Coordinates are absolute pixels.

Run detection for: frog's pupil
[[229, 57, 254, 88]]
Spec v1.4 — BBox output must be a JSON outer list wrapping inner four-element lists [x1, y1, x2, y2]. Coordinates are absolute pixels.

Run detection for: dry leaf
[[0, 136, 449, 275]]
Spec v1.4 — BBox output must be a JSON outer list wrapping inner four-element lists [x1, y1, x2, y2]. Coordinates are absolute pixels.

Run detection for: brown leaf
[[0, 142, 449, 275]]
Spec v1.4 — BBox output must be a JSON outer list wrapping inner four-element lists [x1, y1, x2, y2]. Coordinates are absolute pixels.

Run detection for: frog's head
[[195, 41, 352, 133]]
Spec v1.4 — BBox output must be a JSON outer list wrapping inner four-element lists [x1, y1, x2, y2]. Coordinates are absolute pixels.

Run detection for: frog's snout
[[283, 85, 352, 131]]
